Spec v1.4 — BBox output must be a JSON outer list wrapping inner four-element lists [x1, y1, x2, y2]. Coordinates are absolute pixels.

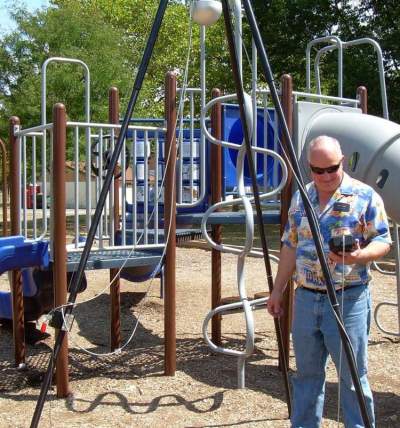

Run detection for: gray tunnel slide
[[301, 111, 400, 224]]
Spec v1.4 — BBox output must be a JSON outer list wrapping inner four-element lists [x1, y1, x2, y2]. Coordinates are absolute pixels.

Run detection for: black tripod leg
[[30, 2, 169, 427], [221, 0, 292, 416]]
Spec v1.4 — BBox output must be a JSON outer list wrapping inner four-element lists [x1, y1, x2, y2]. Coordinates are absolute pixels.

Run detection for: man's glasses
[[309, 162, 341, 175]]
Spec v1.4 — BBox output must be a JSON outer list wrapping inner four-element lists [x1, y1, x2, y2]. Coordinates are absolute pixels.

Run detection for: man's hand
[[328, 239, 390, 265], [329, 239, 362, 265], [267, 288, 284, 318], [267, 244, 296, 318]]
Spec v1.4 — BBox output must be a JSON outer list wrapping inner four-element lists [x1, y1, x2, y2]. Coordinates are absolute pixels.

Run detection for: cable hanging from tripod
[[241, 1, 372, 426]]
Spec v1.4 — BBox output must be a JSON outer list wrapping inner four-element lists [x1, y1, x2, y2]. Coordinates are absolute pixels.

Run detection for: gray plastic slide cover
[[301, 111, 400, 224]]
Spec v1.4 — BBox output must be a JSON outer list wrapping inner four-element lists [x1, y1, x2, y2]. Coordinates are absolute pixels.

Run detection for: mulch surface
[[0, 245, 399, 427]]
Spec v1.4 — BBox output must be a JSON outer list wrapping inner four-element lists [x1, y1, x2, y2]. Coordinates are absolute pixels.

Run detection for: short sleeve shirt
[[282, 173, 392, 289]]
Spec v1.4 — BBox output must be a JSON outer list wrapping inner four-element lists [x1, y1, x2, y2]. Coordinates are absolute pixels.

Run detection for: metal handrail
[[313, 38, 388, 118], [306, 36, 344, 97]]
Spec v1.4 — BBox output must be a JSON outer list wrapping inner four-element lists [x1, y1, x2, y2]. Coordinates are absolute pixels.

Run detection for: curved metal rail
[[200, 91, 288, 388], [374, 302, 400, 337], [313, 37, 388, 118]]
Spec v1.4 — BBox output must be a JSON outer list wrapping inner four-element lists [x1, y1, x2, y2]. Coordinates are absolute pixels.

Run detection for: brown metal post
[[9, 116, 25, 367], [109, 87, 121, 351], [52, 103, 70, 397], [357, 86, 368, 114], [164, 72, 177, 375], [280, 74, 294, 369], [210, 88, 222, 346], [0, 138, 8, 236]]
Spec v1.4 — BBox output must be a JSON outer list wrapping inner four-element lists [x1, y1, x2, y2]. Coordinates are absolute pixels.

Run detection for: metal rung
[[59, 249, 163, 272], [219, 292, 269, 314]]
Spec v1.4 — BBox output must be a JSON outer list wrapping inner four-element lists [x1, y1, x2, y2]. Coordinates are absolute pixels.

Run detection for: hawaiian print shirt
[[282, 172, 392, 289]]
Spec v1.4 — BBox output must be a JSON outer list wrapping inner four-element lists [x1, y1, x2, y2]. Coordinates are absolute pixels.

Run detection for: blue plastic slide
[[0, 236, 49, 320]]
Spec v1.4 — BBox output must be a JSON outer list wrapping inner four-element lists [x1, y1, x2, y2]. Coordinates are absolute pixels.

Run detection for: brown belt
[[299, 284, 365, 294]]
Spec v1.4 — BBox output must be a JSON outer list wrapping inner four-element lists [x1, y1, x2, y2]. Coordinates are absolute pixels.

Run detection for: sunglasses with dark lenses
[[309, 162, 341, 175]]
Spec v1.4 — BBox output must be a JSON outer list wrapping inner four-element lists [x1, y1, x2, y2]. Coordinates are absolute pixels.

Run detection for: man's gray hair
[[307, 135, 343, 161]]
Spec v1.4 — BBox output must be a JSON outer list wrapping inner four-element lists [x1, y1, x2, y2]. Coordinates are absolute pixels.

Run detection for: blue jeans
[[291, 285, 374, 428]]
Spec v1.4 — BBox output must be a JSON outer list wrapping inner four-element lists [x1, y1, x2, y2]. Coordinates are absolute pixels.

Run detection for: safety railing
[[12, 120, 168, 252], [176, 87, 207, 208]]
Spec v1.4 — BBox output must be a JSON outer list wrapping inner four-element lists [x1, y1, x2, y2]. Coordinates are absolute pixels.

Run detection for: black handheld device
[[329, 235, 355, 254]]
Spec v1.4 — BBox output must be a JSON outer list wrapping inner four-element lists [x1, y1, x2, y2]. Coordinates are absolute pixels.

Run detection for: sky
[[0, 0, 49, 34]]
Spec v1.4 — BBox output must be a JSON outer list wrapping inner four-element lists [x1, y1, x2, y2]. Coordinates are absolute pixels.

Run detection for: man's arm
[[267, 244, 297, 317]]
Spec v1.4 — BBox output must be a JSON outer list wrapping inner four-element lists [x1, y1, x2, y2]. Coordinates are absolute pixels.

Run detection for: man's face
[[309, 147, 344, 194]]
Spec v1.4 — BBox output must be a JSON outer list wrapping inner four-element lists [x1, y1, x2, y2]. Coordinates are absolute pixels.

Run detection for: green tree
[[251, 1, 400, 121], [0, 2, 135, 134]]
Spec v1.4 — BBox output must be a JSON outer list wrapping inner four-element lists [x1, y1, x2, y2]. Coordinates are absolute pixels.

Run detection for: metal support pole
[[211, 88, 222, 346], [280, 74, 294, 370], [52, 103, 70, 397], [0, 138, 8, 236], [109, 87, 121, 351], [164, 71, 177, 376], [9, 116, 25, 367]]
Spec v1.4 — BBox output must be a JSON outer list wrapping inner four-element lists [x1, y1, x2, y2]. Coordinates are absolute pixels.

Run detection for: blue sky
[[0, 1, 49, 33]]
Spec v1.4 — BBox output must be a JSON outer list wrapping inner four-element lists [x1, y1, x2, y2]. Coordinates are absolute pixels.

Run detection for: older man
[[268, 135, 391, 427]]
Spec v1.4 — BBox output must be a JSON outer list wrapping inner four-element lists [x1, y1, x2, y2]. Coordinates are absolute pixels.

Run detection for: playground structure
[[0, 3, 399, 424]]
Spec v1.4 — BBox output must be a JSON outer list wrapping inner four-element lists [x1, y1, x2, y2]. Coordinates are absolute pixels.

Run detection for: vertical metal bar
[[32, 136, 37, 239], [144, 131, 149, 244], [273, 104, 279, 191], [52, 103, 70, 398], [9, 116, 25, 367], [155, 131, 159, 243], [132, 131, 137, 244], [22, 137, 27, 237], [41, 130, 47, 237], [178, 113, 183, 204], [120, 134, 126, 246], [199, 25, 206, 205], [211, 89, 222, 346], [94, 134, 100, 241], [108, 130, 114, 245], [98, 129, 103, 248], [252, 39, 258, 172], [263, 93, 268, 192], [74, 126, 79, 247], [109, 86, 121, 352], [190, 91, 195, 203], [164, 71, 177, 376]]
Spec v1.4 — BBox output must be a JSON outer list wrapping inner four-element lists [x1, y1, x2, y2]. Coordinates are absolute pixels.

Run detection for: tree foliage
[[0, 2, 133, 133], [1, 0, 400, 138], [252, 0, 400, 121]]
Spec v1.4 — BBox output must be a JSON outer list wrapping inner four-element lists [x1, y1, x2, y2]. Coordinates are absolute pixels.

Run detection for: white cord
[[337, 235, 346, 426]]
